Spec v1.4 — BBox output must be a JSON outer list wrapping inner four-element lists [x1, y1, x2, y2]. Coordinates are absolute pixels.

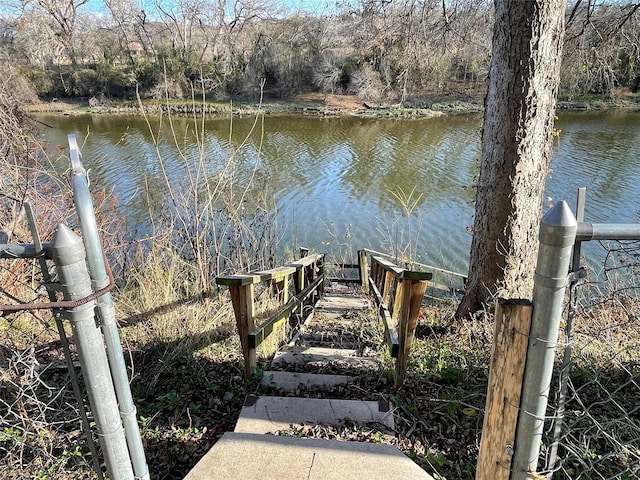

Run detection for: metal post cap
[[539, 201, 578, 247], [51, 224, 86, 265]]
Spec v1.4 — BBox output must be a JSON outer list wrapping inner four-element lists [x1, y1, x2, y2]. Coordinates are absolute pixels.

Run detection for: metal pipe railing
[[68, 134, 149, 480], [51, 224, 134, 479], [25, 202, 104, 479], [511, 201, 578, 477], [0, 243, 52, 258], [576, 222, 640, 241]]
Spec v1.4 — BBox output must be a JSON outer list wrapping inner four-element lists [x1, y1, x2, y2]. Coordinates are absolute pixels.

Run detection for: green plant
[[426, 451, 451, 471], [157, 389, 182, 410]]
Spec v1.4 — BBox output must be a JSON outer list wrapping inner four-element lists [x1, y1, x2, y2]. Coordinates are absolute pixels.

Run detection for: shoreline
[[23, 92, 639, 118]]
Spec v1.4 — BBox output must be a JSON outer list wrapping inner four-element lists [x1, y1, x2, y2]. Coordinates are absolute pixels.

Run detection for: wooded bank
[[2, 1, 639, 106]]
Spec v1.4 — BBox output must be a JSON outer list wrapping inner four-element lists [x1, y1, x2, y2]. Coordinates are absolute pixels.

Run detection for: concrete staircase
[[185, 283, 435, 480]]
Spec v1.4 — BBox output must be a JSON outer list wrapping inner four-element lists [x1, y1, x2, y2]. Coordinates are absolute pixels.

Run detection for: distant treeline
[[1, 0, 638, 102]]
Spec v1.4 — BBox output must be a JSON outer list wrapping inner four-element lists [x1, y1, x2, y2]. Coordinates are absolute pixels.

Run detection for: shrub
[[349, 64, 386, 103], [69, 68, 99, 96], [19, 66, 54, 97]]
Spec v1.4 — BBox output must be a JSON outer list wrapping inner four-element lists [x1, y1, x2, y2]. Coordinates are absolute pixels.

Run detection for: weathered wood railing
[[367, 255, 432, 387], [360, 248, 465, 301], [215, 253, 324, 378], [323, 249, 370, 286], [217, 249, 442, 386]]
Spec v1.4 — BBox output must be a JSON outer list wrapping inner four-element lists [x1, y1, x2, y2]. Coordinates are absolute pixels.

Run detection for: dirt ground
[[23, 90, 639, 118], [292, 92, 365, 112]]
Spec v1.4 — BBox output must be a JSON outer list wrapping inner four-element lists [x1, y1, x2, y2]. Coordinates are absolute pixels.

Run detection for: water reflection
[[550, 111, 640, 224], [34, 110, 640, 274]]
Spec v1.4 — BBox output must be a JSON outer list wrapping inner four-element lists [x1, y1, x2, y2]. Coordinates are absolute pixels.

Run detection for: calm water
[[34, 110, 640, 274]]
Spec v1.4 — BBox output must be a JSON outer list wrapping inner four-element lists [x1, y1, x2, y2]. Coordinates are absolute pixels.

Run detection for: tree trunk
[[456, 0, 567, 319]]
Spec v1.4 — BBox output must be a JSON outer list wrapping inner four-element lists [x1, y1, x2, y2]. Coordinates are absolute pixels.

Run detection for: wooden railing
[[367, 255, 432, 387], [217, 249, 435, 386], [215, 253, 324, 378], [360, 248, 466, 301]]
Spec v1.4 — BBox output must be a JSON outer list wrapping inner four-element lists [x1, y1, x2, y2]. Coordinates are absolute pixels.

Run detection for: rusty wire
[[0, 255, 115, 315]]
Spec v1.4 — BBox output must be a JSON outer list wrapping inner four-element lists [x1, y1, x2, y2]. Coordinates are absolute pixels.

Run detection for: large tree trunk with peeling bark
[[455, 0, 567, 319]]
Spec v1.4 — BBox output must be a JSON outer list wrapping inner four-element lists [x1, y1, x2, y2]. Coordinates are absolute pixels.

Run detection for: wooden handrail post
[[295, 264, 305, 316], [274, 276, 289, 303], [382, 270, 394, 305], [476, 299, 532, 480], [394, 278, 428, 387], [305, 262, 314, 305], [229, 284, 257, 378], [377, 266, 385, 295], [358, 250, 369, 293], [372, 259, 382, 291], [377, 262, 386, 292], [391, 278, 403, 322], [367, 256, 431, 373], [217, 253, 324, 377], [318, 255, 325, 296]]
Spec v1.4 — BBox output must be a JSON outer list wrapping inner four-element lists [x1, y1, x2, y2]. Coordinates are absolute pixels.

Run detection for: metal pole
[[68, 134, 149, 480], [358, 249, 369, 293], [576, 222, 640, 241], [511, 201, 577, 478], [547, 188, 586, 472], [0, 243, 52, 258], [51, 224, 134, 480], [25, 203, 104, 480]]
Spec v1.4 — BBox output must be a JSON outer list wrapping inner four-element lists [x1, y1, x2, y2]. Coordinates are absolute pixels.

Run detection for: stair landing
[[185, 432, 433, 480]]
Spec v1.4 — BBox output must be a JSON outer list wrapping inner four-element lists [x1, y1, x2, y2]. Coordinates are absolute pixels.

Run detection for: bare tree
[[334, 0, 492, 102], [6, 9, 61, 66], [102, 0, 151, 64], [562, 1, 640, 96], [23, 0, 89, 62]]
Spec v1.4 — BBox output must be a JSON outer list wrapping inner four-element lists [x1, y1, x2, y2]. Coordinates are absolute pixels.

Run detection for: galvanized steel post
[[511, 201, 577, 478], [547, 188, 586, 473], [68, 135, 149, 480], [51, 224, 134, 480]]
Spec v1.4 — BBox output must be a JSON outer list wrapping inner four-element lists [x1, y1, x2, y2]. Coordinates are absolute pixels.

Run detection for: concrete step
[[184, 431, 435, 480], [234, 395, 394, 434], [271, 346, 382, 370], [261, 370, 356, 392]]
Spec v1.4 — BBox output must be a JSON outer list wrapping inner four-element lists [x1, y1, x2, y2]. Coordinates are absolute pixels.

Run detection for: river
[[33, 109, 640, 275]]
